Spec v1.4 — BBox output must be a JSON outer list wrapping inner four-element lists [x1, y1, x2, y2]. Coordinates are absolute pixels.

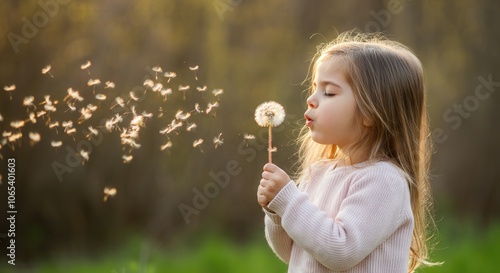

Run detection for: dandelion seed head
[[193, 138, 204, 147], [87, 79, 101, 86], [212, 89, 223, 96], [81, 61, 91, 70], [10, 120, 25, 129], [254, 101, 286, 127], [23, 96, 35, 107], [160, 141, 172, 151], [243, 134, 256, 140], [51, 140, 63, 147], [29, 132, 41, 142], [95, 94, 107, 100], [4, 85, 16, 91], [42, 65, 52, 74], [105, 81, 115, 89]]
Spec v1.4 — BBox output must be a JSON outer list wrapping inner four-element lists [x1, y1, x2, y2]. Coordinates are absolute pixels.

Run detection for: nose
[[307, 92, 317, 109]]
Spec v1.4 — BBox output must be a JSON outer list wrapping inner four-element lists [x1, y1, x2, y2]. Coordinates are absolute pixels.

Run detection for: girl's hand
[[257, 163, 291, 209]]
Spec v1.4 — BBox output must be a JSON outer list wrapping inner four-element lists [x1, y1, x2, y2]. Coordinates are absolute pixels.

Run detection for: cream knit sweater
[[264, 161, 413, 273]]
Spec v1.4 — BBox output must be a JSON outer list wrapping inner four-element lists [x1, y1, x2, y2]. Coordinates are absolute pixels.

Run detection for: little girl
[[257, 32, 436, 273]]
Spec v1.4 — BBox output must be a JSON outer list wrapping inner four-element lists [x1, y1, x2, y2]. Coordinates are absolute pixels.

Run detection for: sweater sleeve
[[263, 209, 293, 263], [267, 170, 408, 271]]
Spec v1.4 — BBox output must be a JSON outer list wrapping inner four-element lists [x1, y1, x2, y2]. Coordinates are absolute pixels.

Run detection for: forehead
[[314, 56, 347, 82]]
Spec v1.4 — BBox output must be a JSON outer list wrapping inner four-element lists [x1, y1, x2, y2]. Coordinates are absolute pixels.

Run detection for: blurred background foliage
[[0, 0, 499, 272]]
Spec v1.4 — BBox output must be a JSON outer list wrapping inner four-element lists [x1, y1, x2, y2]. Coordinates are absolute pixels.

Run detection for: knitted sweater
[[264, 161, 413, 273]]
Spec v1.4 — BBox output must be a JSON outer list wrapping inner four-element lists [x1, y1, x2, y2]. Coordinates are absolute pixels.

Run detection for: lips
[[304, 114, 313, 127]]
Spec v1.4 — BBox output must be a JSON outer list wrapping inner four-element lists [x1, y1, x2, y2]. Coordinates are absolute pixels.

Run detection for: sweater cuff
[[263, 208, 282, 224], [267, 181, 301, 216]]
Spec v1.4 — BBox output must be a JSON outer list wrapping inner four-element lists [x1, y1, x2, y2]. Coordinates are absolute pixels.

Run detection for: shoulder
[[349, 161, 409, 194]]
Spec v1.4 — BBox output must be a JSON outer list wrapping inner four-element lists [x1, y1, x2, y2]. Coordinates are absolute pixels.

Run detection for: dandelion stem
[[268, 125, 272, 163]]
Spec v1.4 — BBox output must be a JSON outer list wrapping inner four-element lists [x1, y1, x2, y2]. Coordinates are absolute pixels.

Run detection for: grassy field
[[2, 221, 499, 273]]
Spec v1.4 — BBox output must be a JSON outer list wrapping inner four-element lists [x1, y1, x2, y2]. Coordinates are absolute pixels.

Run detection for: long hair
[[296, 32, 436, 272]]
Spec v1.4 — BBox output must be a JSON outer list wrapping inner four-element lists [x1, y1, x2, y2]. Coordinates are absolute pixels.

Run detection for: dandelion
[[105, 81, 116, 89], [42, 65, 54, 78], [178, 85, 190, 100], [152, 66, 163, 80], [95, 94, 106, 100], [160, 140, 172, 151], [103, 187, 117, 201], [164, 72, 176, 83], [122, 154, 133, 164], [4, 84, 15, 100], [189, 65, 199, 81], [81, 60, 91, 75], [51, 140, 63, 148], [254, 101, 286, 163], [213, 133, 224, 149]]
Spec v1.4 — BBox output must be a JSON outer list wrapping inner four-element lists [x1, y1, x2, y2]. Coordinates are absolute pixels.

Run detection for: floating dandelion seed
[[213, 133, 224, 149], [189, 65, 199, 81], [186, 122, 197, 132], [66, 103, 76, 112], [196, 86, 207, 98], [164, 72, 177, 83], [86, 126, 99, 139], [10, 120, 25, 129], [51, 140, 63, 148], [212, 89, 224, 98], [87, 104, 97, 112], [80, 149, 89, 163], [105, 81, 115, 89], [152, 66, 163, 80], [160, 88, 172, 101], [49, 121, 59, 129], [103, 187, 117, 201], [111, 97, 125, 109], [23, 96, 36, 109], [66, 128, 77, 136], [178, 85, 190, 100], [175, 110, 191, 121], [206, 101, 219, 115], [3, 131, 12, 137], [128, 91, 140, 102], [29, 132, 41, 143], [42, 65, 54, 78], [193, 103, 204, 114], [143, 79, 154, 93], [160, 140, 172, 151], [88, 79, 101, 94], [36, 110, 46, 118], [64, 88, 84, 103], [9, 132, 23, 143], [95, 94, 106, 100], [254, 101, 286, 163], [193, 138, 204, 152], [4, 85, 15, 100], [81, 60, 91, 75], [28, 112, 36, 124], [152, 83, 163, 92], [0, 113, 3, 122], [122, 155, 133, 164], [244, 134, 256, 140]]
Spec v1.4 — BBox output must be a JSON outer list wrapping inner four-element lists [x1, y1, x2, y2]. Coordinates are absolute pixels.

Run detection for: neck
[[336, 146, 369, 166]]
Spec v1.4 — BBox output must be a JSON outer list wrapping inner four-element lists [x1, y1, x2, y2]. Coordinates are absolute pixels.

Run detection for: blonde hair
[[296, 32, 436, 272]]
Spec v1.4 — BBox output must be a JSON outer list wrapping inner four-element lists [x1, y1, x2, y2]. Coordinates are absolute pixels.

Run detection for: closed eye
[[323, 91, 336, 97]]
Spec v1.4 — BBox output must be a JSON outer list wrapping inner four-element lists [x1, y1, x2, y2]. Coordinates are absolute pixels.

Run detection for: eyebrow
[[317, 80, 342, 89]]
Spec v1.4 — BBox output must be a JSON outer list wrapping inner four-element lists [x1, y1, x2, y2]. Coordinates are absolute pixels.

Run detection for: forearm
[[264, 211, 293, 263]]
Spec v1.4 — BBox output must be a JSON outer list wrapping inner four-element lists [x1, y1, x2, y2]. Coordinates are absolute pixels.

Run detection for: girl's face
[[305, 56, 360, 148]]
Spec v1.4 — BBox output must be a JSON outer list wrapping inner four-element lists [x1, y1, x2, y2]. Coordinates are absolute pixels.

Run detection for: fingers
[[263, 163, 278, 172]]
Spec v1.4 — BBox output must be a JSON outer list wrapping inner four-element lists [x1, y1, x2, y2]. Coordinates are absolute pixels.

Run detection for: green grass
[[2, 221, 499, 273]]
